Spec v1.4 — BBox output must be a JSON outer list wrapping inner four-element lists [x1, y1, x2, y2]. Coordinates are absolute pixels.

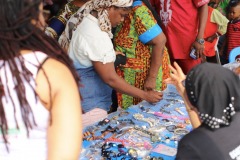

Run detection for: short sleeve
[[134, 4, 162, 44], [82, 32, 116, 64], [211, 9, 229, 35], [193, 0, 209, 8], [70, 17, 116, 67]]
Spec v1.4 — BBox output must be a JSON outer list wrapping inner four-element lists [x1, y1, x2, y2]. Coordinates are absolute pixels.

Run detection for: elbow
[[161, 33, 167, 44], [101, 73, 118, 88], [157, 32, 167, 45], [104, 78, 114, 87]]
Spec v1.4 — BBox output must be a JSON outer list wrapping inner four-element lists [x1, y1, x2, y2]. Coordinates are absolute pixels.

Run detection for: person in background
[[0, 0, 82, 159], [223, 54, 240, 78], [150, 0, 209, 74], [113, 0, 170, 109], [166, 62, 240, 160], [220, 0, 240, 61], [203, 6, 229, 63], [59, 0, 163, 127], [208, 0, 230, 65], [43, 0, 68, 21], [209, 0, 230, 16], [233, 65, 240, 75], [45, 0, 88, 40]]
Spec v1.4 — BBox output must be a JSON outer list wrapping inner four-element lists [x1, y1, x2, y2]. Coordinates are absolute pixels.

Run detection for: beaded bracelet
[[166, 125, 177, 132], [174, 128, 189, 136], [101, 142, 138, 159], [105, 137, 128, 145], [145, 155, 164, 160], [83, 126, 118, 141], [166, 91, 180, 97], [82, 130, 108, 141], [134, 126, 161, 143], [164, 98, 184, 104], [117, 119, 135, 125], [118, 111, 129, 117], [83, 131, 94, 141], [133, 113, 158, 127]]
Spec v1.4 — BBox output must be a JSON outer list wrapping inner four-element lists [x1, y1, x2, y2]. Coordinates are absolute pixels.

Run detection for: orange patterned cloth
[[114, 1, 170, 109]]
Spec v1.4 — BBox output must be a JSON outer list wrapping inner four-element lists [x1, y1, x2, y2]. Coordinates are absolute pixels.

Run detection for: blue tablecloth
[[80, 84, 192, 160]]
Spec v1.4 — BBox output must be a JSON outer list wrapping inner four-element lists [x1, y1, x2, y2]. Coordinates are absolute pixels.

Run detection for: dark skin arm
[[144, 32, 166, 91], [92, 61, 163, 103], [192, 4, 208, 59], [205, 33, 219, 43]]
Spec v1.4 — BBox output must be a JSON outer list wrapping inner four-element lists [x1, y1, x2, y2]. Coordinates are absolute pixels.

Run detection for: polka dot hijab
[[185, 63, 240, 129]]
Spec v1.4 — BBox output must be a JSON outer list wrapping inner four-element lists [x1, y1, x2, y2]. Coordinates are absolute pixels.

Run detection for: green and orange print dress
[[113, 0, 170, 109]]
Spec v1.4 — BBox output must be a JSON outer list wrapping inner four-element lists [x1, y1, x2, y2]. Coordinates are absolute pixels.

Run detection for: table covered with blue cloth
[[79, 85, 192, 160]]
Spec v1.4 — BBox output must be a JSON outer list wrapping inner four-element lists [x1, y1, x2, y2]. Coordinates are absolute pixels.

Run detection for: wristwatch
[[196, 38, 205, 45]]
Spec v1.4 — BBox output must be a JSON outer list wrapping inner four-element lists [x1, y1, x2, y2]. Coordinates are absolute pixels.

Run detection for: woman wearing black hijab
[[165, 62, 240, 160]]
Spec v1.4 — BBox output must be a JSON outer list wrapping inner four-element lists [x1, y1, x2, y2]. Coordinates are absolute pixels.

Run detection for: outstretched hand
[[164, 62, 202, 128], [164, 62, 186, 97]]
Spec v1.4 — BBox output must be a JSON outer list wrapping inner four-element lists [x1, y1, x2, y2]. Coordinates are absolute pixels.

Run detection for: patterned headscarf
[[59, 0, 133, 50], [185, 63, 240, 129]]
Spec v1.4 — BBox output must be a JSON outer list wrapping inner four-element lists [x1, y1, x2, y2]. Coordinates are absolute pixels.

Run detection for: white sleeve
[[85, 31, 116, 64], [73, 29, 116, 65]]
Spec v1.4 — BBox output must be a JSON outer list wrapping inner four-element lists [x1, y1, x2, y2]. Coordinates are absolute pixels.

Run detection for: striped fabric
[[227, 20, 240, 59]]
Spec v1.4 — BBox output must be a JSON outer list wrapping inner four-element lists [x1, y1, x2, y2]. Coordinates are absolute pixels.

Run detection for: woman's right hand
[[143, 90, 163, 103], [164, 62, 186, 97]]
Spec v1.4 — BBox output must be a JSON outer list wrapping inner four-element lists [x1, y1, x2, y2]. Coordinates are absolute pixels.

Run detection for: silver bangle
[[174, 128, 189, 136]]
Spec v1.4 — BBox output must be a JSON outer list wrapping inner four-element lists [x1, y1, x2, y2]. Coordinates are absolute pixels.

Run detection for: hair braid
[[0, 0, 80, 150]]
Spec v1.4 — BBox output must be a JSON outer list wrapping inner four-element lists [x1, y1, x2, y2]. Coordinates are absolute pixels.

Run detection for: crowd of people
[[1, 0, 240, 159]]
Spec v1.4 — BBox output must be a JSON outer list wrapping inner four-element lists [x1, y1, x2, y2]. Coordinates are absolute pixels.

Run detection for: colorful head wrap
[[59, 0, 133, 50]]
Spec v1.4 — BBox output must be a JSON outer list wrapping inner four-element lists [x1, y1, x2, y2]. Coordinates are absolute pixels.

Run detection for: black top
[[176, 113, 240, 160]]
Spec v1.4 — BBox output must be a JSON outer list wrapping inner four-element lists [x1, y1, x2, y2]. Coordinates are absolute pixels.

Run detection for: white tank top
[[0, 52, 49, 160]]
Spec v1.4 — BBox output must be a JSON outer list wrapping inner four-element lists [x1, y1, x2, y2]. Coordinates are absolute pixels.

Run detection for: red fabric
[[226, 20, 240, 59], [171, 58, 201, 74], [203, 7, 218, 57], [150, 0, 209, 59]]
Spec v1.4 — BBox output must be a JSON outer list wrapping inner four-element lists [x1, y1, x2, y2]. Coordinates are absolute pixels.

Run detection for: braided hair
[[0, 0, 80, 150]]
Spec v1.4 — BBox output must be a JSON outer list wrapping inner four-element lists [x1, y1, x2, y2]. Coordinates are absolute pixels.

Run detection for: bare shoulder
[[35, 58, 79, 110], [39, 58, 72, 78]]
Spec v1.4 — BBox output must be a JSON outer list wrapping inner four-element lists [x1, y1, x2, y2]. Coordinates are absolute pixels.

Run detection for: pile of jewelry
[[80, 85, 192, 159]]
